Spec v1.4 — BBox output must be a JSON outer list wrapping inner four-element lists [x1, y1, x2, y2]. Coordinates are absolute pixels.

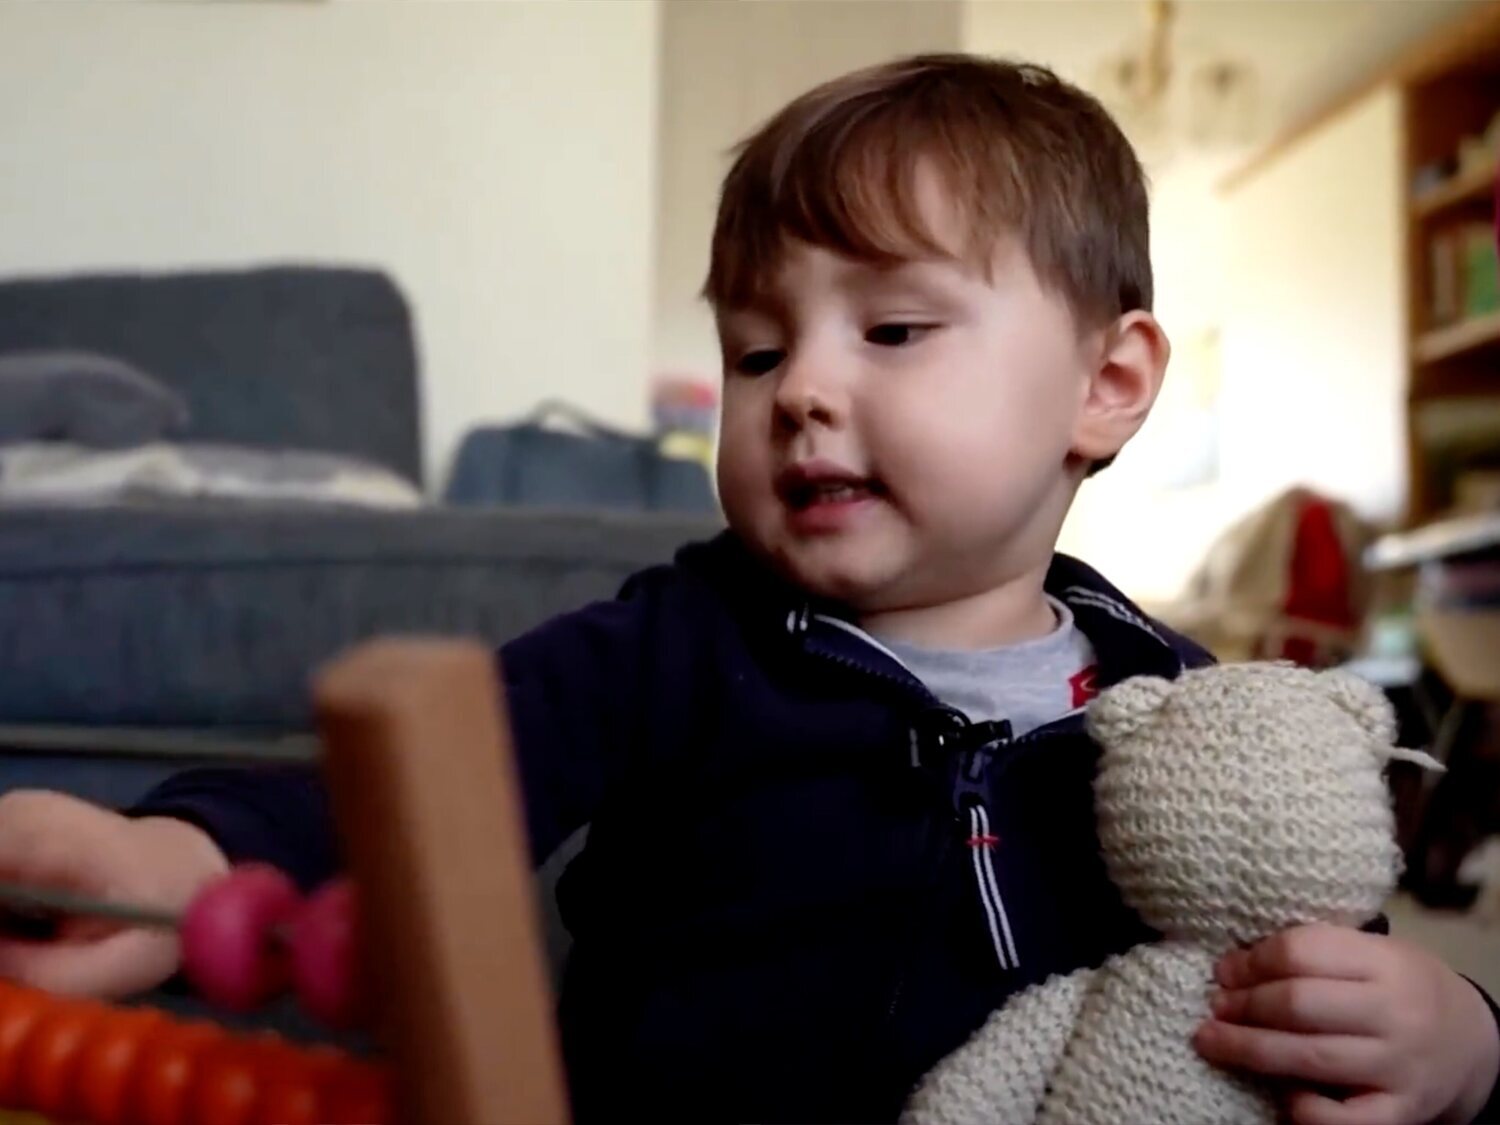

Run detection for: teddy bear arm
[[901, 967, 1094, 1125]]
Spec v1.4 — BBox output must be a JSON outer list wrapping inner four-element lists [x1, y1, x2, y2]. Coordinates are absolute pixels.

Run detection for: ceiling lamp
[[1092, 0, 1259, 166]]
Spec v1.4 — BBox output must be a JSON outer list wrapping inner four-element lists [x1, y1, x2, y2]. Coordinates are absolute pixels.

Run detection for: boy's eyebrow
[[714, 270, 808, 324], [839, 256, 980, 301], [715, 298, 784, 329], [713, 246, 987, 327]]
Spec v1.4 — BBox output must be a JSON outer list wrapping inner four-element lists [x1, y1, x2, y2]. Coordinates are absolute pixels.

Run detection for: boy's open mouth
[[776, 464, 887, 511]]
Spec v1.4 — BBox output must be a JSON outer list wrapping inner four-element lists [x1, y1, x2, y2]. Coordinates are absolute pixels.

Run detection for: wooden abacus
[[0, 639, 569, 1125]]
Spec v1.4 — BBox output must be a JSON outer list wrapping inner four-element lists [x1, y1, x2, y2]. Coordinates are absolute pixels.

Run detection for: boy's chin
[[767, 541, 905, 609]]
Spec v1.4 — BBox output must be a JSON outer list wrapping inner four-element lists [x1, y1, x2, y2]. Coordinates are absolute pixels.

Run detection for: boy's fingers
[[0, 928, 178, 1000], [1212, 979, 1383, 1036], [1194, 1021, 1385, 1087], [1285, 1089, 1404, 1125], [1217, 925, 1380, 989]]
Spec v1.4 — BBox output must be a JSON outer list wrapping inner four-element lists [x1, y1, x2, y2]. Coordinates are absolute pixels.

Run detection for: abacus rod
[[0, 724, 320, 765], [0, 881, 179, 931]]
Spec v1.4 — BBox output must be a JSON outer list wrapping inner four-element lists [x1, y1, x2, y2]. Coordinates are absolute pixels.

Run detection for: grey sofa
[[0, 265, 719, 808]]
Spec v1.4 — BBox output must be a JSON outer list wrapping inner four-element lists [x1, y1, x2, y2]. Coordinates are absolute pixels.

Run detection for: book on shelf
[[1427, 221, 1499, 330], [1463, 222, 1499, 320]]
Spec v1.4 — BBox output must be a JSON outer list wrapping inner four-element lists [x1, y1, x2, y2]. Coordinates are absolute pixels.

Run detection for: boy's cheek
[[717, 393, 779, 468], [713, 438, 770, 532], [714, 391, 761, 450]]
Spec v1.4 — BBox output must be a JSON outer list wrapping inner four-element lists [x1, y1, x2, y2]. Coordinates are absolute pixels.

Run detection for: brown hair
[[703, 53, 1151, 329]]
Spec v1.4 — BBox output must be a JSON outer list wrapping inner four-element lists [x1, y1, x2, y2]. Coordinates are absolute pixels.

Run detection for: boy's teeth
[[807, 481, 868, 503], [784, 475, 882, 509]]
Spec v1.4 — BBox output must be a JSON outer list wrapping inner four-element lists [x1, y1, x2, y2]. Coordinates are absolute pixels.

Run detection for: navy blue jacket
[[133, 534, 1496, 1123]]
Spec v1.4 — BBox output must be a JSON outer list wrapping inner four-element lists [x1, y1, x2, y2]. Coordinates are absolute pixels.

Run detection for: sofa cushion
[[0, 350, 190, 448]]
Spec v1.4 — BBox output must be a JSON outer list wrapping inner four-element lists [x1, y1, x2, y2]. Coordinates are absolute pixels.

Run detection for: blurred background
[[0, 0, 1497, 1019]]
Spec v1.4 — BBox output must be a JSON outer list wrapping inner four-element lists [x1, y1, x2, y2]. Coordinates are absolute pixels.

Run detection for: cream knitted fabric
[[903, 967, 1096, 1125], [902, 663, 1433, 1125]]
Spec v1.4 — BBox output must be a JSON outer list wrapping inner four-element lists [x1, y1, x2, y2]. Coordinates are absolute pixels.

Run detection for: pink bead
[[180, 864, 301, 1012], [288, 879, 361, 1029]]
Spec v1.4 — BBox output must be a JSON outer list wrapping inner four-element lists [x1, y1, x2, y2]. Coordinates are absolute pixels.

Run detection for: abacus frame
[[314, 638, 569, 1125]]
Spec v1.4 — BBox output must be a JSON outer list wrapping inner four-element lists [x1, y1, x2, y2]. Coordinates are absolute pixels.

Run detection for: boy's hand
[[1194, 923, 1500, 1125], [0, 790, 229, 999]]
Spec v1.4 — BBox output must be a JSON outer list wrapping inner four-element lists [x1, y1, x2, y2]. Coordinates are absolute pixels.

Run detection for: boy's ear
[[1071, 311, 1170, 464]]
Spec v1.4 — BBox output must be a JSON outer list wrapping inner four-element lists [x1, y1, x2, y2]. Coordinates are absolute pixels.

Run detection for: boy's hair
[[703, 53, 1152, 330]]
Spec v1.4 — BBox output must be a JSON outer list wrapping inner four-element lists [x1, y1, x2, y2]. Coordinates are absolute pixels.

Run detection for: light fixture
[[1092, 0, 1259, 167]]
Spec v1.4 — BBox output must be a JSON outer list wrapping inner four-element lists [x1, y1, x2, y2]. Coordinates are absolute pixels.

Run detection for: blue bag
[[445, 401, 716, 514]]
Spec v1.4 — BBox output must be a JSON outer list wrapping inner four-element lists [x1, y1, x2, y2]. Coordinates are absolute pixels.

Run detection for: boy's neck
[[858, 566, 1057, 651]]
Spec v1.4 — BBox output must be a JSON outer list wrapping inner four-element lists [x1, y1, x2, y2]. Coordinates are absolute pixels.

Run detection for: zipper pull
[[953, 719, 1011, 809], [906, 707, 968, 771], [965, 747, 988, 782]]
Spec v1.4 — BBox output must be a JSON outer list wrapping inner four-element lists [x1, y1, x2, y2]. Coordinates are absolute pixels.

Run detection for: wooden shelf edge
[[1414, 309, 1500, 363], [1412, 159, 1497, 219]]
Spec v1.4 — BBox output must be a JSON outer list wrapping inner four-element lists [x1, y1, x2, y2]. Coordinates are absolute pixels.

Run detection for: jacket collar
[[1043, 553, 1192, 688]]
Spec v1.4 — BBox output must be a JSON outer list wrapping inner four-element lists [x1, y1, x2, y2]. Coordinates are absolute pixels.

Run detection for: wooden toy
[[0, 640, 568, 1125]]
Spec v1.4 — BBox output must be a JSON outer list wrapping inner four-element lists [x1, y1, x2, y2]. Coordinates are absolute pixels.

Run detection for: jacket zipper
[[793, 613, 1078, 1029], [791, 612, 969, 1041], [957, 719, 1019, 972], [796, 616, 937, 707]]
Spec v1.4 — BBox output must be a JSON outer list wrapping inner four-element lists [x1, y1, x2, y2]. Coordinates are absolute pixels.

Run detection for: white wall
[[0, 0, 661, 487], [653, 0, 963, 383], [1216, 88, 1406, 520]]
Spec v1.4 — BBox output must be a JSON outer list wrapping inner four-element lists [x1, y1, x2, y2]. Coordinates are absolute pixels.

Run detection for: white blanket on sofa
[[0, 442, 424, 509]]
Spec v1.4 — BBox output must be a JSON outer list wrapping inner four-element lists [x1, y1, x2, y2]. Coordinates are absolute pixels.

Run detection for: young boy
[[0, 55, 1496, 1125]]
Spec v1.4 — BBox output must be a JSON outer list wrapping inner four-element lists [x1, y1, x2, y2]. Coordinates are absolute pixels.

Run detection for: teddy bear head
[[1085, 662, 1424, 949]]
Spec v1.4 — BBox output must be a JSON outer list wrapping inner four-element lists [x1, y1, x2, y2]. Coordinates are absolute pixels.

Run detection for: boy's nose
[[774, 358, 844, 433]]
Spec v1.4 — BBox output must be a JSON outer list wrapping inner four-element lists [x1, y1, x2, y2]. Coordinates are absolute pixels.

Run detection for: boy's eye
[[865, 323, 934, 347], [734, 349, 784, 377]]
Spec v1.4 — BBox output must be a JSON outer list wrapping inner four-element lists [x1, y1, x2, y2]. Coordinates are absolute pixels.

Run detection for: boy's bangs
[[706, 119, 1009, 309]]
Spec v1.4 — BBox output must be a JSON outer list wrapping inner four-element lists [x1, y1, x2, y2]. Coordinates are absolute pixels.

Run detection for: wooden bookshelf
[[1412, 158, 1497, 220], [1399, 2, 1500, 525], [1414, 309, 1500, 364]]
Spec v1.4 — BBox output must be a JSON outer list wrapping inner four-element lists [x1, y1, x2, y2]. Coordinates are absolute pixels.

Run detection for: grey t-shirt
[[882, 598, 1098, 735]]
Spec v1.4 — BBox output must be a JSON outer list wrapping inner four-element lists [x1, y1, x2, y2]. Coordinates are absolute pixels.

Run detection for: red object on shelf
[[1249, 490, 1365, 669]]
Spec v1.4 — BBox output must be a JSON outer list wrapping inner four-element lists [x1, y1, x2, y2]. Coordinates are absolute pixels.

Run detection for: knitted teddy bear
[[902, 662, 1439, 1125]]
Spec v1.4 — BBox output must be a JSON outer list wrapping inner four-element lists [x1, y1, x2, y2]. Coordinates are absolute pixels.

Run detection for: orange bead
[[187, 1034, 281, 1125], [13, 999, 108, 1117], [251, 1043, 342, 1125], [125, 1021, 225, 1125], [0, 985, 56, 1104], [320, 1061, 391, 1125], [68, 1007, 167, 1125]]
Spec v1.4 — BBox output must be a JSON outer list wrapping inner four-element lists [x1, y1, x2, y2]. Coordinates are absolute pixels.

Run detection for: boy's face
[[715, 218, 1100, 619]]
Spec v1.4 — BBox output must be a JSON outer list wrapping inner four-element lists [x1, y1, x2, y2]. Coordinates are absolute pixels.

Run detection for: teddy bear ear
[[1086, 675, 1174, 744], [1320, 668, 1398, 745]]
